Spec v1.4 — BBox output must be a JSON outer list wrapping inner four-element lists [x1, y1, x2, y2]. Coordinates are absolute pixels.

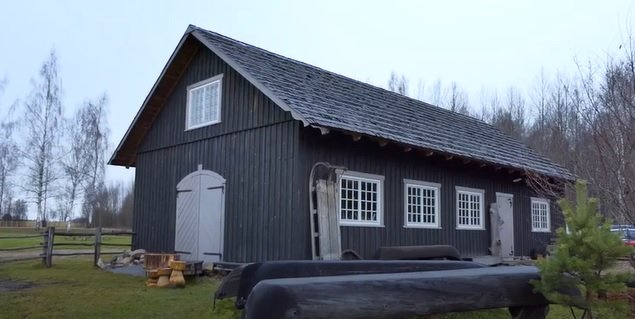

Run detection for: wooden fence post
[[94, 227, 102, 268], [41, 228, 48, 266], [44, 227, 55, 268]]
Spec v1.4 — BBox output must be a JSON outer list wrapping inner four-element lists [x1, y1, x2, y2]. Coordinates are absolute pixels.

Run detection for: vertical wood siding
[[138, 41, 293, 153], [133, 40, 297, 262], [295, 128, 562, 259], [132, 38, 561, 262]]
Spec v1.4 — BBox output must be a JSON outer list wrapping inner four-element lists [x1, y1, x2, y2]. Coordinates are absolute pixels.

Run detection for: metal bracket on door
[[207, 186, 225, 194], [203, 252, 223, 259]]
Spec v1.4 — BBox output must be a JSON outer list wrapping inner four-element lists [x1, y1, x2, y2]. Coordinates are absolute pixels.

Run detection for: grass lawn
[[0, 228, 131, 251], [0, 258, 629, 319], [0, 258, 238, 319]]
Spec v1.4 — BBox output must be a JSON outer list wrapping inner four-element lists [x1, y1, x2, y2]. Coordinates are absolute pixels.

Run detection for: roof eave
[[108, 27, 201, 167]]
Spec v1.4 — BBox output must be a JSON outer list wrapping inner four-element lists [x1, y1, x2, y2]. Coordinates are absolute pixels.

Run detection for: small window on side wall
[[456, 186, 485, 230], [531, 198, 550, 232], [404, 180, 441, 228], [186, 74, 222, 130], [338, 171, 384, 227]]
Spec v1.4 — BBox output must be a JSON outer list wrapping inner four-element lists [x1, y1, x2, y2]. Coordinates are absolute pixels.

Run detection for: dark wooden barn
[[109, 25, 574, 263]]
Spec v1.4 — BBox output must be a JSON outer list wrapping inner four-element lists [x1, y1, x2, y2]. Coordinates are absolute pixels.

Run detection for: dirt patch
[[0, 278, 38, 292]]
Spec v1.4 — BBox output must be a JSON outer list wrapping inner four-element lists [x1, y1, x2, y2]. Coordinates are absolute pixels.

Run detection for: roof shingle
[[191, 26, 572, 180]]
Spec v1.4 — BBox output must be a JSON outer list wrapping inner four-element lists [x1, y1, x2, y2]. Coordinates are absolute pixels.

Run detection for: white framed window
[[456, 186, 485, 230], [404, 179, 441, 228], [338, 171, 384, 227], [186, 74, 223, 130], [531, 198, 551, 232]]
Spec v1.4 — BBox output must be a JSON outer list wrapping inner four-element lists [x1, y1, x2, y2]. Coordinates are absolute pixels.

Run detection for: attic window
[[186, 74, 222, 130]]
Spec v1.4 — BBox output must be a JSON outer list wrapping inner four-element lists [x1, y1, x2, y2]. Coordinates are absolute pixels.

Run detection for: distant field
[[0, 228, 131, 251]]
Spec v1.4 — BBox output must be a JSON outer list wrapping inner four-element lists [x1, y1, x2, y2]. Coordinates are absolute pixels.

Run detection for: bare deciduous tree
[[79, 95, 109, 226], [0, 121, 19, 217], [20, 50, 63, 222], [387, 72, 409, 96]]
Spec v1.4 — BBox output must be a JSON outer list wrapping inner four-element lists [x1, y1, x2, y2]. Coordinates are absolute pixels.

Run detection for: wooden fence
[[0, 227, 134, 267]]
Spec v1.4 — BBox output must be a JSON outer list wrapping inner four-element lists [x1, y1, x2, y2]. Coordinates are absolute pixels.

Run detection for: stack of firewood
[[145, 260, 186, 288]]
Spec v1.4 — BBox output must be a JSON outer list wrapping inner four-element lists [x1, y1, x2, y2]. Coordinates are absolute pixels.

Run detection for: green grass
[[0, 257, 629, 319], [0, 228, 131, 251], [0, 258, 239, 319]]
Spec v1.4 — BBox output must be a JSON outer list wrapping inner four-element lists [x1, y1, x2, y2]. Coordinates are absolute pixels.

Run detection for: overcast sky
[[0, 0, 633, 188]]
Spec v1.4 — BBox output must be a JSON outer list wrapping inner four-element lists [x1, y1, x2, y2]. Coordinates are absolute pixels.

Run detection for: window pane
[[188, 80, 221, 128]]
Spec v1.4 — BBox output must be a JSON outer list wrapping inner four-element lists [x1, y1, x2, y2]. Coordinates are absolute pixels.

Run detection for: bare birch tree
[[79, 95, 109, 226], [0, 121, 19, 217], [20, 50, 63, 222], [387, 72, 409, 96], [58, 106, 91, 222]]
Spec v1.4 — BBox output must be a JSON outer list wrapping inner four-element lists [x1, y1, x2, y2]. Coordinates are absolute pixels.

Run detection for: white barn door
[[175, 167, 225, 264]]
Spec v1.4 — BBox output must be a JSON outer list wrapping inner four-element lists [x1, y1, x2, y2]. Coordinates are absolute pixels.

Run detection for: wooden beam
[[317, 127, 330, 135], [445, 155, 454, 161], [351, 134, 362, 142], [403, 147, 412, 153]]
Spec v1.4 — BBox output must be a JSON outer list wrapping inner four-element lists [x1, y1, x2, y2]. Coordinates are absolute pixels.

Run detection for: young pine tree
[[531, 180, 631, 319]]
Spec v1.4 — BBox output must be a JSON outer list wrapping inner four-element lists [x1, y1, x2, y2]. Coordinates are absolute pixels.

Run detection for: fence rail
[[0, 227, 134, 267]]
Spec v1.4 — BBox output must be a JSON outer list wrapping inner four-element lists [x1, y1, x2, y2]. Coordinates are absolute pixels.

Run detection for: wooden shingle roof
[[110, 25, 573, 180]]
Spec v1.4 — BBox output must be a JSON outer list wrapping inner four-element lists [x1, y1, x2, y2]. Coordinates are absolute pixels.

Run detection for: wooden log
[[0, 245, 42, 251], [243, 266, 549, 319], [53, 231, 133, 236], [41, 228, 48, 266], [219, 260, 485, 307], [49, 252, 96, 257], [0, 234, 43, 239], [51, 243, 94, 247], [53, 232, 96, 237], [93, 227, 102, 268], [99, 243, 132, 247], [45, 227, 55, 268]]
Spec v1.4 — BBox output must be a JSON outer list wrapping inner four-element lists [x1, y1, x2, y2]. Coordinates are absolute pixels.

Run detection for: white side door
[[496, 193, 515, 258]]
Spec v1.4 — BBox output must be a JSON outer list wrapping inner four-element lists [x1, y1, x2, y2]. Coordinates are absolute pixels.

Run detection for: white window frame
[[403, 179, 441, 229], [455, 186, 485, 230], [531, 197, 551, 232], [338, 171, 384, 227], [185, 74, 223, 130]]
